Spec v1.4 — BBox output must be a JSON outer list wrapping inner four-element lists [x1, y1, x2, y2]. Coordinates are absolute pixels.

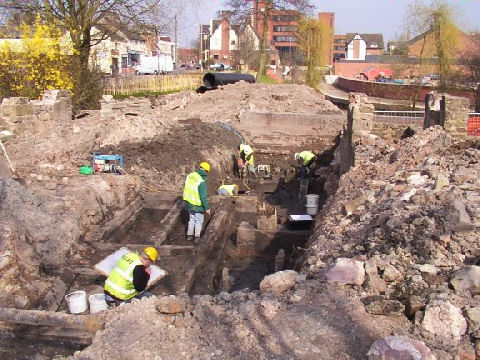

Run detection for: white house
[[345, 34, 366, 61], [90, 26, 147, 74]]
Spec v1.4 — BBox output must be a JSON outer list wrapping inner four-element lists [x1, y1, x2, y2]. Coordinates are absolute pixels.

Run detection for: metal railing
[[373, 111, 425, 125], [468, 113, 480, 136]]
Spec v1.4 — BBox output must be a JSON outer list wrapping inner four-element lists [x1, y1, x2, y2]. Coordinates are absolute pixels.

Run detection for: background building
[[318, 12, 335, 65]]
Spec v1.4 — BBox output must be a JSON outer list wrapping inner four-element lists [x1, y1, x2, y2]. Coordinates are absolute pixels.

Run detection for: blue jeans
[[187, 209, 204, 237], [105, 291, 153, 306], [217, 189, 229, 196]]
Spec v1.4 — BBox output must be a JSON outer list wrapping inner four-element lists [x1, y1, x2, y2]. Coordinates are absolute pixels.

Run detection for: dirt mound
[[153, 82, 342, 125], [0, 178, 81, 267], [66, 280, 408, 360], [100, 122, 242, 193]]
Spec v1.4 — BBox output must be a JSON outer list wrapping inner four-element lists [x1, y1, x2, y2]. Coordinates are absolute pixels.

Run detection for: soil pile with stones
[[304, 126, 480, 357]]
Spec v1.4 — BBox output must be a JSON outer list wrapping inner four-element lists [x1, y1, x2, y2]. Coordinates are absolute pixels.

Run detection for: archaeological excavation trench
[[0, 104, 346, 358], [1, 173, 328, 358]]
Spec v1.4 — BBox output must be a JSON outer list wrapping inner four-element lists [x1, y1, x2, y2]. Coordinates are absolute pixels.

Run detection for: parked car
[[209, 63, 232, 71]]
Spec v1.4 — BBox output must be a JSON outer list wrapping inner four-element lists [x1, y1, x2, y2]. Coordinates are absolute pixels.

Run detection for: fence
[[468, 113, 480, 136], [373, 111, 425, 127], [103, 74, 203, 96]]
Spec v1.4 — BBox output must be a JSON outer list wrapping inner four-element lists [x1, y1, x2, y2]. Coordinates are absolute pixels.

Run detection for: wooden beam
[[17, 326, 93, 345], [38, 271, 75, 311], [0, 308, 104, 333]]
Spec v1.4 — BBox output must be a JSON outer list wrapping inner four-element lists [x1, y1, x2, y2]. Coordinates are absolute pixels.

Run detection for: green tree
[[225, 0, 313, 81], [297, 17, 330, 88]]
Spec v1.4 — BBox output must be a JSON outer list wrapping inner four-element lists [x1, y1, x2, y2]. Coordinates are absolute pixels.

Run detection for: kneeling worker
[[217, 183, 239, 196], [104, 246, 159, 305], [294, 150, 316, 178], [183, 161, 211, 243]]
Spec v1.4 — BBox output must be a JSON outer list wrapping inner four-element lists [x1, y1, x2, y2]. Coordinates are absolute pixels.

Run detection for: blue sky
[[177, 0, 480, 46]]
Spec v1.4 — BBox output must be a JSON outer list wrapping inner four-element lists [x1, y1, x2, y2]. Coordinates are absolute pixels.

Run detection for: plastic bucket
[[89, 293, 108, 314], [65, 290, 88, 314], [306, 204, 319, 216], [305, 194, 319, 206]]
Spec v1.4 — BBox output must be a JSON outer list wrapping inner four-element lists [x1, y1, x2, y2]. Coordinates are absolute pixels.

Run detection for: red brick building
[[253, 0, 299, 56], [318, 12, 335, 65]]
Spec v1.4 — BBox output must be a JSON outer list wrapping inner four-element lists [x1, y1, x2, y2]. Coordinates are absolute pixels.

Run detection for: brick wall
[[337, 77, 476, 108]]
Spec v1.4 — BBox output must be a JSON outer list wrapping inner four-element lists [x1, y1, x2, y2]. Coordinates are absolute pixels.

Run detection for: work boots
[[186, 235, 194, 242]]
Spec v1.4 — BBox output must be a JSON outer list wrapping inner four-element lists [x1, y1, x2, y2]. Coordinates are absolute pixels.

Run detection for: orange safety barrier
[[467, 116, 480, 136]]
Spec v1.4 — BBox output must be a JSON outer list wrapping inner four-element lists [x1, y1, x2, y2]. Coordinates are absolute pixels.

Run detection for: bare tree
[[0, 0, 163, 68], [225, 0, 313, 80], [238, 26, 260, 71]]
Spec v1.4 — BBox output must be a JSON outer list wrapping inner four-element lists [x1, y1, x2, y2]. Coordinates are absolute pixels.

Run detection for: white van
[[135, 54, 174, 75]]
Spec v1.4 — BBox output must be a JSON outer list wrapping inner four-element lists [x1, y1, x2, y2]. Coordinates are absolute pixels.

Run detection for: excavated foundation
[[42, 175, 318, 314], [0, 166, 326, 360]]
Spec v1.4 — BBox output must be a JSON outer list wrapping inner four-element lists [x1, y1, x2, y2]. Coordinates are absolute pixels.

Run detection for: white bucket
[[306, 204, 319, 216], [89, 293, 108, 314], [65, 290, 88, 314], [305, 194, 319, 206]]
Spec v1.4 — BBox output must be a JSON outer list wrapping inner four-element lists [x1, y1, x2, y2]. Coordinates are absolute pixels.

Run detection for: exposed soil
[[1, 82, 478, 359]]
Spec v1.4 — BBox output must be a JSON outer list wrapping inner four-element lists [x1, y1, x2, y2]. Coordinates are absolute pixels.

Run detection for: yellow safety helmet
[[199, 161, 210, 173], [144, 246, 159, 263]]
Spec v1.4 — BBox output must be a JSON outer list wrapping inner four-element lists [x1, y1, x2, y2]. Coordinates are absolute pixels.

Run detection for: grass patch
[[257, 74, 277, 84], [111, 89, 195, 100]]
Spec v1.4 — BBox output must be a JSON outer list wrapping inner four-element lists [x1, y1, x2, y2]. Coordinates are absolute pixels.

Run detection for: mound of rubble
[[305, 126, 480, 357]]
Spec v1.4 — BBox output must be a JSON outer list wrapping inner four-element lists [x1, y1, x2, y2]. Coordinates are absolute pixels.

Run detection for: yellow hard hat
[[199, 161, 210, 172], [144, 246, 158, 263]]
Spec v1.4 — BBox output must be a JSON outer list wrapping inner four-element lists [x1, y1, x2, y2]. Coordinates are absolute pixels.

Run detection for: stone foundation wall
[[372, 121, 423, 139], [0, 90, 72, 135], [238, 111, 346, 155]]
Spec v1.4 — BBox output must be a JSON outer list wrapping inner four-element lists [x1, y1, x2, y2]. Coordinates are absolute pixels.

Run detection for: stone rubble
[[304, 126, 480, 357], [367, 335, 436, 360]]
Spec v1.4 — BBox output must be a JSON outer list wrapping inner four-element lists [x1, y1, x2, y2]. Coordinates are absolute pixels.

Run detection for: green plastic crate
[[80, 165, 93, 175]]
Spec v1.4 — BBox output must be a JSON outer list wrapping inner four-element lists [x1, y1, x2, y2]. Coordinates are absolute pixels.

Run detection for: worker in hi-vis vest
[[183, 162, 211, 243], [294, 150, 316, 178], [104, 246, 158, 305], [238, 143, 256, 178], [217, 184, 239, 196]]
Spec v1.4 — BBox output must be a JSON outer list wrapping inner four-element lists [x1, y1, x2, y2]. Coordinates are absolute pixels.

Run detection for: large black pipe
[[203, 73, 255, 89]]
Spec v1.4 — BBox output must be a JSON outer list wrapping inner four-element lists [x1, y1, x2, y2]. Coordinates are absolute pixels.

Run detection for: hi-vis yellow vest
[[218, 184, 236, 195], [240, 144, 253, 156], [240, 144, 254, 165], [104, 252, 142, 300], [183, 171, 203, 206], [299, 151, 315, 165]]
